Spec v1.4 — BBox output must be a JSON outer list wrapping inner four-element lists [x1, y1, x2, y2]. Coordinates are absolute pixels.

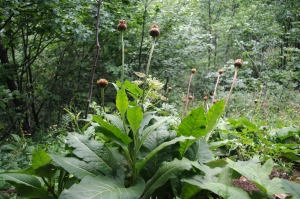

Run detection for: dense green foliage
[[0, 0, 299, 198]]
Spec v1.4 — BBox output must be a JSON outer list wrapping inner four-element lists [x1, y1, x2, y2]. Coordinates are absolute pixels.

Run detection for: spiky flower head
[[218, 69, 224, 74], [191, 68, 197, 73], [97, 78, 109, 88], [203, 96, 208, 101], [117, 20, 127, 31], [149, 24, 160, 37], [188, 95, 193, 100], [234, 59, 243, 68]]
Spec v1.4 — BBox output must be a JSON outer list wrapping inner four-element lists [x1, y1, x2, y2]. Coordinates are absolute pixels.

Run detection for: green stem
[[212, 74, 220, 104], [121, 31, 125, 86], [225, 67, 239, 107], [42, 177, 58, 199], [141, 37, 156, 112], [101, 88, 105, 112], [184, 73, 194, 116]]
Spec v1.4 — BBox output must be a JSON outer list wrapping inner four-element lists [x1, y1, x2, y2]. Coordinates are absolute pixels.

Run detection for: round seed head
[[117, 20, 127, 31], [254, 99, 258, 103], [97, 78, 109, 88], [218, 69, 224, 74], [234, 59, 243, 68], [188, 95, 193, 100], [191, 68, 197, 73], [149, 24, 160, 37], [203, 96, 208, 100], [167, 87, 172, 91]]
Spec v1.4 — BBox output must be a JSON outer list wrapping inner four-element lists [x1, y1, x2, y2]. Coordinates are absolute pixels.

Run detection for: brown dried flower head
[[254, 99, 258, 103], [167, 87, 172, 91], [203, 96, 208, 101], [218, 69, 224, 74], [188, 95, 193, 100], [149, 24, 160, 37], [117, 20, 127, 31], [234, 59, 243, 68], [97, 78, 109, 88], [191, 68, 197, 73]]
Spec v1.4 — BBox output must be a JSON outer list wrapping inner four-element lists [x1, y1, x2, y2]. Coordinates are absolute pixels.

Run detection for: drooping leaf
[[32, 147, 52, 170], [59, 175, 145, 199], [136, 136, 194, 175], [127, 106, 143, 134], [66, 133, 116, 174], [142, 158, 192, 199], [116, 87, 129, 116], [205, 99, 225, 140], [93, 115, 132, 145], [0, 173, 51, 198], [185, 138, 214, 163], [49, 154, 100, 179], [227, 158, 286, 195], [177, 106, 206, 156]]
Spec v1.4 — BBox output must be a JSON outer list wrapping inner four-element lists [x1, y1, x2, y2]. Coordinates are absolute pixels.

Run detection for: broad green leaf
[[201, 183, 251, 199], [0, 173, 51, 198], [32, 147, 52, 169], [142, 158, 192, 199], [139, 125, 175, 179], [127, 106, 143, 134], [182, 162, 250, 199], [94, 115, 132, 145], [49, 154, 100, 179], [181, 183, 201, 199], [105, 114, 126, 132], [177, 106, 206, 156], [281, 179, 300, 199], [138, 116, 170, 151], [136, 136, 194, 174], [205, 99, 225, 141], [116, 87, 129, 115], [185, 138, 214, 163], [59, 175, 145, 199], [227, 158, 286, 195], [66, 133, 116, 174]]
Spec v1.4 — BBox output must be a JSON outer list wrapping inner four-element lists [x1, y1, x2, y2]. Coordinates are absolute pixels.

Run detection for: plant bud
[[203, 96, 208, 100], [218, 69, 224, 74], [188, 95, 193, 100], [234, 59, 243, 68], [149, 24, 160, 37], [97, 78, 109, 88], [167, 87, 172, 91], [117, 20, 127, 31], [191, 68, 196, 73]]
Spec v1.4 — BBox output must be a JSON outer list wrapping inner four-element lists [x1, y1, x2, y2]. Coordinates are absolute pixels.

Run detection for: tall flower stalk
[[212, 69, 224, 104], [141, 24, 160, 112], [118, 20, 127, 86], [97, 78, 108, 112], [184, 68, 196, 116], [225, 59, 243, 107]]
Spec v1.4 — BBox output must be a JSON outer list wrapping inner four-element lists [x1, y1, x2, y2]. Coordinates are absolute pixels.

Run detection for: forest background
[[0, 0, 299, 138]]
